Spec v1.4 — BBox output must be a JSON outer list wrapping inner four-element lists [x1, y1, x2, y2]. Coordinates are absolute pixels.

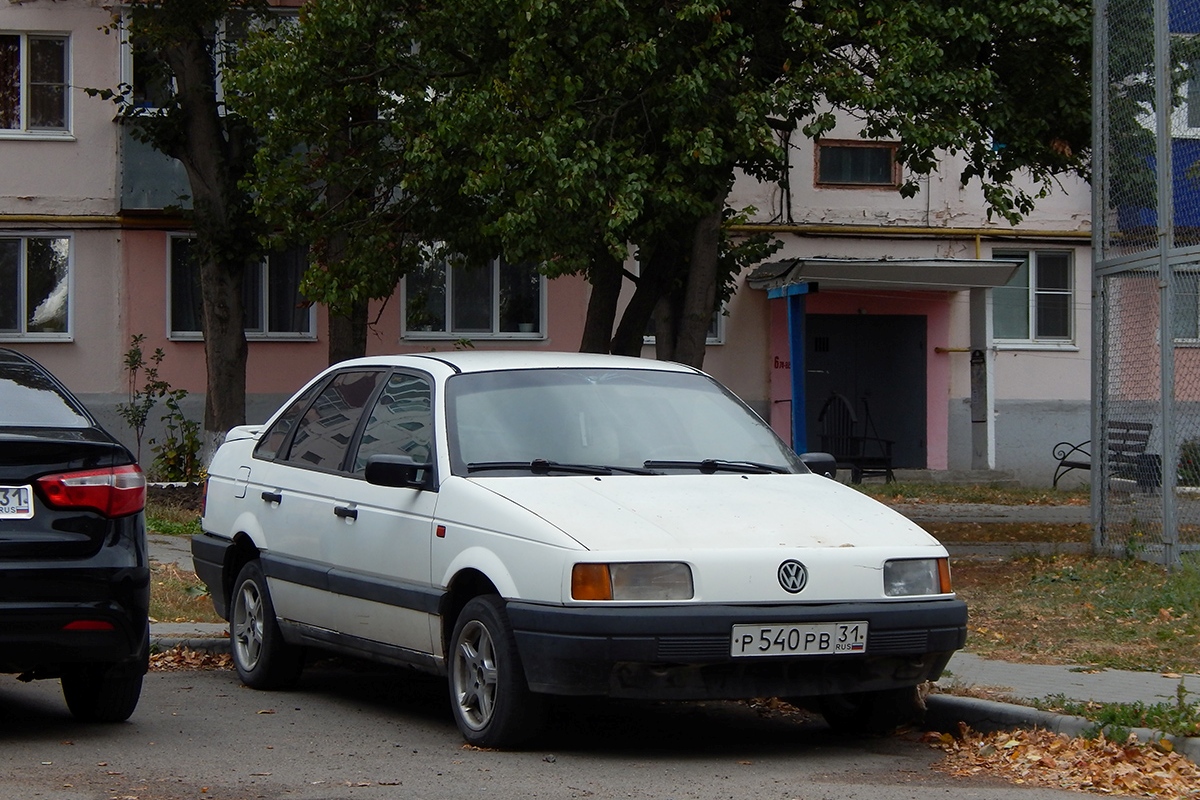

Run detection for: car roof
[[333, 350, 704, 376]]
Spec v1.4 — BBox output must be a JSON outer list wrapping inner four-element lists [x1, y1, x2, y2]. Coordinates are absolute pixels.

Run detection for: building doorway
[[804, 314, 927, 469]]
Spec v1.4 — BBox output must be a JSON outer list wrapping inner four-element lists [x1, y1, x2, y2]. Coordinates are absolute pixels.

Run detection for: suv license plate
[[0, 485, 34, 519], [731, 621, 868, 657]]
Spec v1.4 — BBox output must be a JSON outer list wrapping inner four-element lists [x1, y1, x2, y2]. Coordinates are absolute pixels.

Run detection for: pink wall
[[766, 290, 952, 470]]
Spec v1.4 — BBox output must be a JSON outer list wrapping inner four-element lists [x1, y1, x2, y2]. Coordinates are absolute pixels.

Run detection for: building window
[[404, 252, 543, 337], [815, 140, 898, 187], [0, 235, 70, 337], [993, 250, 1073, 342], [644, 311, 725, 346], [169, 236, 314, 339], [1174, 270, 1200, 342], [0, 33, 69, 133]]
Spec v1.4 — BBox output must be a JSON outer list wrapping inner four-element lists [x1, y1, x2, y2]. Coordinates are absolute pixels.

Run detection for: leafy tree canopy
[[231, 0, 1091, 351]]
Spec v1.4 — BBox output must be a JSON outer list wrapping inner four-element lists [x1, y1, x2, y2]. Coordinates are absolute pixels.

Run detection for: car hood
[[468, 473, 939, 552]]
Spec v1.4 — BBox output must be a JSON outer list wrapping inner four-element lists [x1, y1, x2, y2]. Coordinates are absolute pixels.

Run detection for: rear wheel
[[230, 560, 303, 690], [448, 595, 544, 748], [62, 664, 144, 722], [61, 624, 148, 723], [818, 686, 924, 736]]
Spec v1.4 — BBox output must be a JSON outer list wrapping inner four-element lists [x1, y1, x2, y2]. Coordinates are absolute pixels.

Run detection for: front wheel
[[230, 560, 303, 690], [448, 595, 544, 748], [818, 685, 924, 736]]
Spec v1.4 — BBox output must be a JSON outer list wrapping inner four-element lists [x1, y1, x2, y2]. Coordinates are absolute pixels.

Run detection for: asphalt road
[[1, 662, 1086, 800]]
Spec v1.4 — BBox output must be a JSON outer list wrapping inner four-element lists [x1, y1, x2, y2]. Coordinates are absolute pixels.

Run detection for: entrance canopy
[[748, 257, 1022, 293], [748, 256, 1021, 468]]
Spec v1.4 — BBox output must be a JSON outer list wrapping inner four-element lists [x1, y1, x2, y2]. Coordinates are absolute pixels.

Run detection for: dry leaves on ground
[[924, 723, 1200, 799], [149, 646, 232, 672]]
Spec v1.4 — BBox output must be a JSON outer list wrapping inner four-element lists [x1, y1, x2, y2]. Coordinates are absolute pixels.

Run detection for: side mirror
[[799, 452, 837, 480], [364, 454, 434, 490]]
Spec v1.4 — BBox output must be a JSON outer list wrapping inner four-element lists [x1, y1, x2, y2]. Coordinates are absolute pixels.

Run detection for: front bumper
[[506, 598, 967, 699]]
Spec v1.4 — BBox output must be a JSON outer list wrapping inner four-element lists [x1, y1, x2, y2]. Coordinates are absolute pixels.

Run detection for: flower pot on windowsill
[[518, 323, 535, 333]]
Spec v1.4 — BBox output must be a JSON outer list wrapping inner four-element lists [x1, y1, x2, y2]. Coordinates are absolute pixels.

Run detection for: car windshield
[[445, 368, 804, 476]]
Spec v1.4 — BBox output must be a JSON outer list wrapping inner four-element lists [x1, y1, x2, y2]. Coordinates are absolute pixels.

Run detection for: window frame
[[120, 11, 299, 114], [992, 248, 1076, 348], [0, 233, 73, 341], [814, 139, 900, 188], [166, 234, 317, 341], [0, 31, 71, 138], [643, 309, 727, 347], [1172, 267, 1200, 345], [402, 253, 546, 340]]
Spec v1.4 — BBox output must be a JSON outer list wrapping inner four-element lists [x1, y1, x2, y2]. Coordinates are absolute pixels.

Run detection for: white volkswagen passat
[[193, 351, 965, 747]]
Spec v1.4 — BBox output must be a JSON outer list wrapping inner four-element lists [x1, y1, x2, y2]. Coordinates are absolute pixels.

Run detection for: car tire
[[817, 685, 924, 736], [61, 624, 148, 723], [230, 560, 303, 690], [448, 595, 544, 748]]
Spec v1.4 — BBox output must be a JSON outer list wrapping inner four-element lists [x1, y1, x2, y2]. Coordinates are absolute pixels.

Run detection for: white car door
[[254, 370, 387, 634], [328, 370, 438, 657]]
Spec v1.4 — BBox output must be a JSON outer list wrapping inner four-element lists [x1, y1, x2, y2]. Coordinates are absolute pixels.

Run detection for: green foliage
[[1178, 440, 1200, 487], [115, 335, 202, 482], [116, 334, 171, 462], [229, 0, 1091, 357], [150, 389, 203, 483]]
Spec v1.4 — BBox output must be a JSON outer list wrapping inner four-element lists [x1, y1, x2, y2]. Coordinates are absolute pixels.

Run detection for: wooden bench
[[1052, 420, 1159, 489]]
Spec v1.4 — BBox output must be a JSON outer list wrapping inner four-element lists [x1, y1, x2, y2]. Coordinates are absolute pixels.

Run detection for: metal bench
[[1052, 420, 1159, 489]]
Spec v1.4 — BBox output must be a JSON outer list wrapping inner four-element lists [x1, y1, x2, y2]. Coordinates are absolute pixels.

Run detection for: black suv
[[0, 348, 149, 721]]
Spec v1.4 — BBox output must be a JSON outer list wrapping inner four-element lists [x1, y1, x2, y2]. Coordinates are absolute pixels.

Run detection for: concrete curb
[[152, 634, 229, 655], [925, 694, 1200, 764]]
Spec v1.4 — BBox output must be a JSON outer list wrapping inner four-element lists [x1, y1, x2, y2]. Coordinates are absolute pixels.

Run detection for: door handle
[[261, 491, 282, 504], [334, 505, 358, 520]]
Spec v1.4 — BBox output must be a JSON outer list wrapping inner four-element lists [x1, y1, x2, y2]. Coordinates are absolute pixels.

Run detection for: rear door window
[[280, 371, 384, 471]]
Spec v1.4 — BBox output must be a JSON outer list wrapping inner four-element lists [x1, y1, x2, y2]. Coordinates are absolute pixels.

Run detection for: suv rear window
[[0, 363, 92, 428]]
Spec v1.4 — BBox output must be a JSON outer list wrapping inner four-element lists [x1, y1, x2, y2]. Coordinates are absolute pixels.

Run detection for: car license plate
[[0, 485, 34, 519], [730, 621, 868, 657]]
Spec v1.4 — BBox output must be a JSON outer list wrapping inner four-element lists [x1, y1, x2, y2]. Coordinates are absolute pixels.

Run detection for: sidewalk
[[148, 507, 1200, 760]]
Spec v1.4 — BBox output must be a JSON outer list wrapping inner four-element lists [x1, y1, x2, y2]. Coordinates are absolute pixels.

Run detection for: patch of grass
[[855, 481, 1090, 506], [953, 553, 1200, 673], [150, 561, 223, 624], [146, 492, 202, 537], [1031, 684, 1200, 739], [924, 521, 1090, 544]]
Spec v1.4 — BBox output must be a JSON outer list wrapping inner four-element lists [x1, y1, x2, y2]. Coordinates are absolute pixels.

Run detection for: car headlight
[[571, 562, 694, 601], [884, 558, 952, 597]]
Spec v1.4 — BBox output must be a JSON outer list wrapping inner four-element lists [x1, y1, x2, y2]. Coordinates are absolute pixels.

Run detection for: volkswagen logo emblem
[[777, 560, 808, 593]]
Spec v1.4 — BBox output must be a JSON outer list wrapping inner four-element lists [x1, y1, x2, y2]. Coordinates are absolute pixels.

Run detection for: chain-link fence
[[1096, 0, 1200, 566]]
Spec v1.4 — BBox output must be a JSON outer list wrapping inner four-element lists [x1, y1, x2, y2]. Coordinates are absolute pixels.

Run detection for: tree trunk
[[580, 250, 624, 353], [328, 302, 369, 364], [610, 250, 678, 357], [652, 295, 677, 361], [164, 35, 252, 446], [672, 207, 723, 368]]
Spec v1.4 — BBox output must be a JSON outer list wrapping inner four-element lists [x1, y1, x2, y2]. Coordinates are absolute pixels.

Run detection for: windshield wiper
[[468, 459, 610, 475], [468, 459, 661, 476], [641, 459, 789, 475]]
